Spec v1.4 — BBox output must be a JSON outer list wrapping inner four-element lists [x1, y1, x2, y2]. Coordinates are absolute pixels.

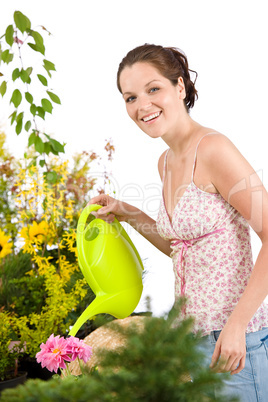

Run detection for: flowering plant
[[0, 131, 114, 359], [36, 334, 92, 376], [0, 229, 13, 259]]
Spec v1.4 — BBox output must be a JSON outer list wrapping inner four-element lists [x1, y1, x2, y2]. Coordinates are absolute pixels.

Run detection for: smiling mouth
[[142, 111, 161, 122]]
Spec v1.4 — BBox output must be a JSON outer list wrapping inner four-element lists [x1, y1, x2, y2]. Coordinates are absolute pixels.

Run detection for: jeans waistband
[[210, 327, 268, 346]]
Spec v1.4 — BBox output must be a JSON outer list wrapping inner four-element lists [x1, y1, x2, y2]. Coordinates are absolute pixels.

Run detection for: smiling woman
[[117, 46, 199, 143], [88, 43, 268, 401], [117, 44, 198, 111]]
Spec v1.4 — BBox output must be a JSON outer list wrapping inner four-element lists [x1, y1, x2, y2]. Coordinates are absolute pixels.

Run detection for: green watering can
[[69, 204, 144, 336]]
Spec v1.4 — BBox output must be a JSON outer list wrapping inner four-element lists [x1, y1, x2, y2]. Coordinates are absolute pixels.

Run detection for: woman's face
[[119, 62, 186, 139]]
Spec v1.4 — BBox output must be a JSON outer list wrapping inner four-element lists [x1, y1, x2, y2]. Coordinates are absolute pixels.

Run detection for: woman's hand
[[210, 322, 246, 375], [87, 194, 137, 224]]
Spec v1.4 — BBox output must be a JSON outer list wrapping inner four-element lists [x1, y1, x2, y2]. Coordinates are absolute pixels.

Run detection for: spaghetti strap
[[191, 132, 218, 182], [162, 149, 170, 183]]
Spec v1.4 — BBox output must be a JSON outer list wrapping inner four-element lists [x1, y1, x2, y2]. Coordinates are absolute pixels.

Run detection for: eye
[[149, 87, 159, 93], [125, 95, 136, 103]]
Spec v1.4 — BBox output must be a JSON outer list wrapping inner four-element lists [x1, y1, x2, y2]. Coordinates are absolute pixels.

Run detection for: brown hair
[[117, 44, 198, 112]]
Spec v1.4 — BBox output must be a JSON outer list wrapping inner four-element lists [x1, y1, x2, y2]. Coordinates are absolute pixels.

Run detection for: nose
[[137, 94, 152, 111]]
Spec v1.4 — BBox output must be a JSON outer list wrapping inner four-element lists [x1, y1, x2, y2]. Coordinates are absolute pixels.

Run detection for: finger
[[210, 344, 221, 369], [213, 356, 229, 373], [231, 355, 246, 375], [228, 357, 241, 373], [219, 353, 243, 373], [105, 214, 115, 223], [224, 351, 245, 373], [97, 206, 112, 216], [95, 213, 115, 224], [87, 194, 109, 206]]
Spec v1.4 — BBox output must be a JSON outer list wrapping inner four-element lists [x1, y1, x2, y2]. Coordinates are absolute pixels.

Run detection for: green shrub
[[0, 303, 237, 401]]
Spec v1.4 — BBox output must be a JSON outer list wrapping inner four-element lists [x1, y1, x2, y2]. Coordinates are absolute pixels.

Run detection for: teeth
[[143, 112, 160, 122]]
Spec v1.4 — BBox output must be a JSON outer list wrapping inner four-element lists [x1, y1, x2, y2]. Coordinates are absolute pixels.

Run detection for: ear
[[177, 76, 186, 100]]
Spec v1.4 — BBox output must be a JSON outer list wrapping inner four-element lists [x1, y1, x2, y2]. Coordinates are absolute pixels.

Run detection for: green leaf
[[0, 80, 7, 96], [28, 30, 45, 55], [49, 138, 64, 153], [37, 74, 48, 86], [30, 30, 44, 46], [25, 92, 33, 104], [28, 131, 37, 146], [15, 119, 23, 135], [10, 89, 22, 107], [9, 111, 17, 125], [20, 68, 31, 83], [25, 120, 31, 132], [50, 147, 59, 155], [44, 171, 57, 183], [12, 68, 20, 81], [39, 159, 46, 167], [43, 59, 56, 77], [41, 98, 53, 113], [1, 49, 13, 64], [28, 42, 45, 56], [47, 91, 61, 104], [1, 49, 9, 62], [44, 142, 52, 155], [14, 11, 31, 33], [34, 136, 44, 153], [5, 25, 14, 46], [30, 103, 37, 116], [43, 60, 55, 71], [36, 106, 45, 119], [16, 111, 24, 122], [26, 67, 33, 76]]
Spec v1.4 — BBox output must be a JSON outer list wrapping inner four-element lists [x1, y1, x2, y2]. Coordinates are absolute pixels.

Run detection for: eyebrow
[[122, 79, 161, 96]]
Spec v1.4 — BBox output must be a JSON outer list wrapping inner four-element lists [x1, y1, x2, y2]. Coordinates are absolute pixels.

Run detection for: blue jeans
[[198, 327, 268, 401]]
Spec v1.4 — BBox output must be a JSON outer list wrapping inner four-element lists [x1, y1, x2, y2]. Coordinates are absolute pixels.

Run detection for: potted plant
[[0, 310, 27, 393]]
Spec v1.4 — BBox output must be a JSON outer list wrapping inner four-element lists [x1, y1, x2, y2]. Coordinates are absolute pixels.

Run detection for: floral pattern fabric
[[156, 144, 268, 336]]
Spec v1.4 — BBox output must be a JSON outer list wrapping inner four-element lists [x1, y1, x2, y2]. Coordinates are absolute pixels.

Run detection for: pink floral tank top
[[156, 134, 268, 336]]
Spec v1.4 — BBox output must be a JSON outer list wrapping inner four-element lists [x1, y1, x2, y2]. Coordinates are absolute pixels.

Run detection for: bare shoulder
[[158, 150, 168, 180], [198, 132, 238, 157], [198, 132, 260, 205], [197, 132, 247, 173]]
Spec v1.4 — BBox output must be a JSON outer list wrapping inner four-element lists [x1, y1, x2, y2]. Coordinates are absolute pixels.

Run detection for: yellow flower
[[0, 229, 13, 259], [20, 221, 52, 245]]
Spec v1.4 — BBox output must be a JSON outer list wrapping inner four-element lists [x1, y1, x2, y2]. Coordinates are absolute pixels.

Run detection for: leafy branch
[[0, 10, 65, 172]]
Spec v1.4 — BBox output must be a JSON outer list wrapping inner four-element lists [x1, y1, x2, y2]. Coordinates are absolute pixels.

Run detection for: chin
[[139, 127, 163, 139], [145, 132, 163, 139]]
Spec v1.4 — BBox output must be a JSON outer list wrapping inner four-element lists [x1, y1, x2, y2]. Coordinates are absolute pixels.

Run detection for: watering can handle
[[85, 203, 103, 214], [78, 204, 144, 271], [77, 204, 102, 234]]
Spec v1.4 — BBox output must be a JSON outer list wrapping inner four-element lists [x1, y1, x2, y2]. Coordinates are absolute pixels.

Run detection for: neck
[[162, 113, 202, 156]]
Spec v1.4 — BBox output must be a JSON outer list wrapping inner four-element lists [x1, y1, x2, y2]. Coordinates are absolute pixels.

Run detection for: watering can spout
[[69, 204, 144, 336], [69, 296, 102, 337], [69, 284, 143, 337]]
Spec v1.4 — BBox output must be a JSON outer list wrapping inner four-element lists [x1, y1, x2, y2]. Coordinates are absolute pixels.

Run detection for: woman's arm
[[87, 194, 172, 257], [200, 134, 268, 375]]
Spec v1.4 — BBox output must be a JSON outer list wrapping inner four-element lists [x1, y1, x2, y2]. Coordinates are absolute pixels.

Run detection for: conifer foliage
[[0, 302, 237, 401]]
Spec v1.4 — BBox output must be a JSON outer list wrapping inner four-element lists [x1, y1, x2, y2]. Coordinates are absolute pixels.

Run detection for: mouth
[[141, 111, 162, 123]]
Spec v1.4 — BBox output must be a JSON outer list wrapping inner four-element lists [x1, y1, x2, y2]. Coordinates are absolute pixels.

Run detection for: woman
[[89, 44, 268, 400]]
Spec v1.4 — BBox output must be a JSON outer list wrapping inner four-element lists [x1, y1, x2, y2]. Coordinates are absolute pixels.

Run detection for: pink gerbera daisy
[[66, 336, 93, 363], [36, 334, 72, 373]]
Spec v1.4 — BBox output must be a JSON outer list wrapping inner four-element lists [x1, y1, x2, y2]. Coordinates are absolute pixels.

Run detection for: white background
[[1, 0, 267, 315]]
